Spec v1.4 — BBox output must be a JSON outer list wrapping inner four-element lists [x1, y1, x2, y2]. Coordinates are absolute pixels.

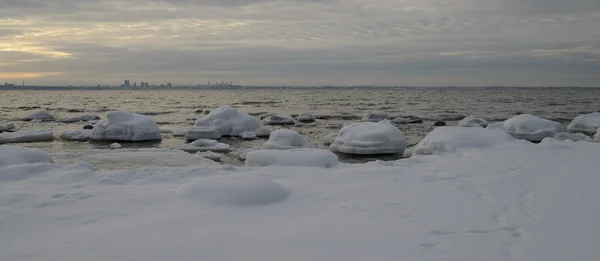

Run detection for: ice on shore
[[255, 126, 272, 138], [567, 112, 600, 134], [263, 129, 312, 150], [457, 115, 488, 127], [264, 114, 295, 125], [361, 111, 388, 122], [181, 139, 231, 153], [60, 130, 91, 141], [90, 111, 162, 141], [413, 127, 517, 155], [323, 132, 338, 145], [240, 131, 257, 140], [0, 129, 54, 144], [554, 132, 592, 142], [21, 110, 54, 121], [245, 148, 339, 168], [194, 105, 259, 136], [62, 114, 101, 123], [330, 122, 406, 155], [296, 112, 316, 123], [185, 126, 222, 140], [486, 114, 564, 142], [197, 151, 225, 162]]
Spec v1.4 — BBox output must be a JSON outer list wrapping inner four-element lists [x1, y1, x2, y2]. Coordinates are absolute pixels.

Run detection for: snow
[[0, 122, 15, 132], [262, 129, 312, 150], [60, 130, 91, 141], [567, 112, 600, 134], [109, 142, 122, 150], [90, 111, 162, 141], [595, 127, 600, 142], [0, 145, 53, 167], [330, 122, 406, 155], [296, 112, 316, 123], [255, 126, 272, 138], [1, 141, 599, 260], [553, 132, 592, 142], [264, 114, 295, 125], [0, 128, 54, 144], [194, 105, 259, 136], [21, 110, 54, 121], [235, 147, 262, 161], [245, 148, 339, 168], [180, 139, 231, 153], [457, 115, 489, 127], [185, 126, 222, 140], [486, 114, 564, 142], [62, 114, 101, 123], [392, 117, 409, 124], [361, 111, 388, 122], [240, 131, 257, 140], [323, 132, 338, 145], [413, 127, 517, 155], [196, 151, 225, 162], [172, 129, 187, 136]]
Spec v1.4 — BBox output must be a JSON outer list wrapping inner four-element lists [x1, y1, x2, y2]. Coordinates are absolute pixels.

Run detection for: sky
[[1, 0, 599, 87]]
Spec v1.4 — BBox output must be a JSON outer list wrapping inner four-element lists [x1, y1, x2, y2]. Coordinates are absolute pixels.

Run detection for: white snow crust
[[245, 148, 339, 168], [330, 122, 406, 155], [262, 129, 312, 150]]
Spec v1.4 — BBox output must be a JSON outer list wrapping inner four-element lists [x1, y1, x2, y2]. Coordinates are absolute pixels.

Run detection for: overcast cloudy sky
[[1, 0, 599, 86]]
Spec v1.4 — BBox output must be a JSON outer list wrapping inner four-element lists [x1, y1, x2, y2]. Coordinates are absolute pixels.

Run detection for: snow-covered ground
[[1, 139, 599, 261]]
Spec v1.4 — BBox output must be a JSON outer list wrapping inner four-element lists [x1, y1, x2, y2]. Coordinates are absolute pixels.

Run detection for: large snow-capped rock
[[21, 110, 54, 121], [0, 145, 53, 167], [296, 112, 316, 123], [185, 126, 222, 140], [264, 114, 295, 125], [0, 129, 54, 144], [263, 129, 312, 150], [60, 130, 91, 141], [90, 111, 162, 141], [180, 139, 231, 153], [554, 132, 592, 142], [457, 115, 488, 127], [194, 105, 259, 136], [567, 112, 600, 134], [62, 114, 101, 123], [245, 148, 339, 168], [0, 122, 14, 132], [413, 127, 517, 155], [361, 111, 388, 122], [486, 114, 564, 142], [329, 122, 406, 155]]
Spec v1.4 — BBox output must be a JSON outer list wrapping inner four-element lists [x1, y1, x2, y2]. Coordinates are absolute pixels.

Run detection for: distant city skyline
[[1, 0, 599, 87]]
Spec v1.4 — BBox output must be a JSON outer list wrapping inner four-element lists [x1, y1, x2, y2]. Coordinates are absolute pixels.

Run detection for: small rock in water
[[296, 112, 316, 123], [109, 143, 122, 150], [194, 109, 204, 113], [433, 121, 446, 126], [408, 119, 424, 124], [264, 114, 295, 125], [83, 124, 94, 130], [256, 126, 273, 138]]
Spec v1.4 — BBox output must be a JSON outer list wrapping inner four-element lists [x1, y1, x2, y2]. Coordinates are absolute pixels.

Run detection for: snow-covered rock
[[173, 129, 187, 136], [594, 127, 600, 142], [62, 114, 101, 123], [263, 129, 312, 150], [181, 139, 231, 153], [235, 147, 262, 161], [0, 129, 54, 144], [413, 127, 517, 155], [403, 147, 414, 158], [60, 130, 91, 141], [256, 126, 272, 138], [361, 111, 388, 122], [109, 142, 122, 150], [264, 114, 295, 125], [323, 132, 338, 145], [296, 112, 316, 123], [378, 119, 393, 125], [0, 122, 15, 132], [392, 117, 409, 124], [0, 145, 53, 167], [245, 148, 339, 168], [194, 105, 259, 136], [90, 111, 162, 141], [185, 126, 222, 140], [196, 151, 225, 162], [567, 112, 600, 134], [554, 132, 592, 142], [486, 114, 564, 142], [457, 115, 489, 127], [240, 131, 257, 140], [21, 110, 54, 121], [330, 122, 406, 155]]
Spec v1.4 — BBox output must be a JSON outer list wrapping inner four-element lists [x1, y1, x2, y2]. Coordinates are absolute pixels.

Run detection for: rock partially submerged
[[486, 114, 564, 142], [567, 112, 600, 134], [181, 139, 231, 153], [264, 114, 295, 125], [109, 142, 122, 150], [361, 111, 388, 122], [60, 130, 91, 141], [457, 115, 489, 127], [255, 126, 272, 138], [194, 105, 259, 136], [240, 131, 257, 140], [0, 129, 54, 144], [21, 110, 54, 121], [185, 126, 221, 141], [197, 151, 225, 162], [330, 122, 406, 155], [323, 132, 338, 145], [392, 117, 409, 124], [263, 129, 312, 150], [90, 111, 162, 141], [0, 122, 15, 132], [296, 112, 316, 123]]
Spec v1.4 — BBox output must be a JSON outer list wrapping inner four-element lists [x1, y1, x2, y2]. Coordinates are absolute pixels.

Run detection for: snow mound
[[109, 142, 122, 150], [323, 132, 338, 145], [21, 110, 54, 121], [185, 126, 221, 140], [554, 132, 592, 142], [392, 117, 409, 124], [245, 149, 339, 168], [361, 111, 388, 122], [0, 145, 53, 167], [567, 112, 600, 134], [181, 139, 231, 153], [62, 114, 100, 123], [172, 129, 187, 136], [263, 129, 312, 150], [0, 122, 15, 132], [60, 130, 91, 141], [457, 115, 488, 127], [486, 114, 564, 142], [256, 126, 272, 138], [330, 122, 406, 155], [194, 105, 259, 136], [264, 114, 295, 125], [0, 129, 54, 144], [90, 111, 162, 141], [240, 131, 257, 140], [177, 175, 290, 206], [296, 112, 316, 123], [414, 127, 517, 155], [197, 151, 225, 162]]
